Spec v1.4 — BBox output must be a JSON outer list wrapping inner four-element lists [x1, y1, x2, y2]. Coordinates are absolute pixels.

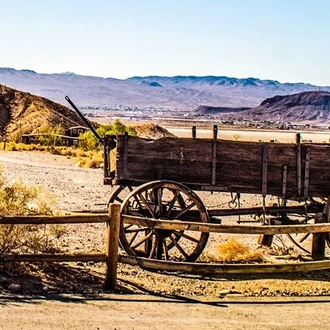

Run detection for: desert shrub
[[0, 167, 66, 254], [60, 147, 73, 157], [79, 119, 137, 151], [4, 142, 17, 151], [92, 151, 103, 165], [76, 148, 86, 158], [85, 159, 98, 168], [4, 142, 47, 152], [208, 238, 264, 263], [79, 131, 99, 150], [76, 158, 86, 167], [38, 124, 65, 146]]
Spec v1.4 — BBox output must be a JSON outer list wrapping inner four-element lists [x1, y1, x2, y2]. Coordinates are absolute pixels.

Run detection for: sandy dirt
[[1, 149, 330, 329], [1, 294, 330, 330]]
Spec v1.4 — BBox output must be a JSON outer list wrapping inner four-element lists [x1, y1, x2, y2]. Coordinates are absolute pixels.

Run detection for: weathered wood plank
[[111, 135, 330, 197], [119, 255, 330, 274], [0, 253, 107, 262], [0, 214, 109, 225], [121, 215, 330, 235], [105, 204, 121, 290]]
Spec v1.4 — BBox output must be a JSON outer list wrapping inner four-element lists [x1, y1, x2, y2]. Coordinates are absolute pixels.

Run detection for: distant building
[[65, 126, 89, 137], [22, 126, 89, 147]]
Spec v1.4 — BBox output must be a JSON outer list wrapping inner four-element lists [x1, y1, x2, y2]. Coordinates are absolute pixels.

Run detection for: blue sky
[[2, 0, 330, 85]]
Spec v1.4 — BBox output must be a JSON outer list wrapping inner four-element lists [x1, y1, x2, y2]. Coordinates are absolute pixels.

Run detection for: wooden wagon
[[103, 131, 330, 261], [64, 96, 330, 263]]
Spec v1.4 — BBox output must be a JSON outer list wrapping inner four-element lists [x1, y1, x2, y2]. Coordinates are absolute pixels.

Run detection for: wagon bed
[[104, 134, 330, 199]]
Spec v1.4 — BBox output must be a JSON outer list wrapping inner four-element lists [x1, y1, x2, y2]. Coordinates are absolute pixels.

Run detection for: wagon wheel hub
[[153, 216, 174, 238]]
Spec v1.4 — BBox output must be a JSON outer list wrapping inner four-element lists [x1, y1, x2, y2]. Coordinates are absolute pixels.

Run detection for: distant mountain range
[[1, 67, 329, 111]]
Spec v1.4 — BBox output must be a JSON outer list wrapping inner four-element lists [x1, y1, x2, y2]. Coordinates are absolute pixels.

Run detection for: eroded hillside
[[0, 84, 87, 138]]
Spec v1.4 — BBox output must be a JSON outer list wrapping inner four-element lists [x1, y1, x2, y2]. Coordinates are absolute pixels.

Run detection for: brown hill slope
[[193, 91, 330, 123], [194, 105, 251, 115], [134, 123, 174, 139], [244, 91, 330, 122], [0, 84, 88, 138]]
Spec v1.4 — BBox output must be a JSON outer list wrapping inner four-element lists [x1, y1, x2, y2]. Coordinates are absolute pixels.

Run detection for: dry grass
[[0, 167, 66, 255], [204, 238, 264, 263], [2, 142, 104, 168]]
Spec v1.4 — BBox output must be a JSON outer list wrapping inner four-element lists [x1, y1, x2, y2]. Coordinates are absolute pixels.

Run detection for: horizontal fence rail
[[1, 205, 330, 290], [0, 205, 121, 290], [0, 214, 109, 225], [122, 214, 330, 235]]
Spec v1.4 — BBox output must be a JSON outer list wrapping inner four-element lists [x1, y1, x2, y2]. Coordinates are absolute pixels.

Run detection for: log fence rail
[[0, 204, 329, 290]]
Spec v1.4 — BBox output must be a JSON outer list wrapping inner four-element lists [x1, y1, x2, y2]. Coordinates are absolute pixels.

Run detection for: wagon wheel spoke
[[156, 187, 163, 218], [130, 231, 154, 249], [166, 190, 181, 217], [174, 201, 196, 220], [128, 231, 139, 245], [298, 232, 310, 243], [163, 239, 169, 260], [169, 234, 189, 260], [149, 234, 159, 259], [125, 227, 149, 233], [137, 192, 156, 218], [173, 230, 200, 244], [128, 210, 146, 218]]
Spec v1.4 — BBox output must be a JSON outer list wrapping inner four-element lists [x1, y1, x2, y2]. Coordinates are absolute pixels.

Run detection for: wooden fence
[[0, 204, 121, 290], [1, 204, 330, 290]]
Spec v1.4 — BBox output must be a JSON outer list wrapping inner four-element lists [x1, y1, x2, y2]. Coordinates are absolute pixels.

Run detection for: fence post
[[312, 212, 326, 260], [104, 203, 121, 290], [192, 126, 196, 138]]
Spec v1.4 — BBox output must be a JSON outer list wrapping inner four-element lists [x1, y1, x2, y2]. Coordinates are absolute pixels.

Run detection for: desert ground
[[0, 143, 330, 329]]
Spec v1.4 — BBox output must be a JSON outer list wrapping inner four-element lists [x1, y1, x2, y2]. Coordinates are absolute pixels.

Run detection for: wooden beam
[[119, 255, 330, 274], [0, 253, 107, 262], [208, 204, 320, 216], [0, 214, 109, 225], [121, 214, 330, 235]]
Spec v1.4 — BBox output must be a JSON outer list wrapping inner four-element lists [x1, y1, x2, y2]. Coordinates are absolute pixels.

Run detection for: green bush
[[79, 119, 136, 151]]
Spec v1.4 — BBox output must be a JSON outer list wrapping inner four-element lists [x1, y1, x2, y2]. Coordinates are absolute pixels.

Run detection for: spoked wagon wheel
[[286, 200, 330, 254], [120, 180, 210, 262], [286, 216, 318, 255], [108, 185, 134, 205]]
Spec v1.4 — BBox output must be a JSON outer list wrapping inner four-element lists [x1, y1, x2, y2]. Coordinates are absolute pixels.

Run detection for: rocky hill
[[1, 68, 330, 111], [246, 91, 330, 122], [193, 91, 330, 124], [239, 91, 330, 123], [0, 84, 88, 138]]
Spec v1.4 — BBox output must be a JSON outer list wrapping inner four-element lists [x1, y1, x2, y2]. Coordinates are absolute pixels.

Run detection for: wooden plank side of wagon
[[302, 143, 330, 197], [112, 135, 330, 198], [122, 136, 214, 184]]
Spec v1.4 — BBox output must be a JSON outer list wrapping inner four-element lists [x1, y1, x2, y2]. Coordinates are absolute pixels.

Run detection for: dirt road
[[1, 294, 330, 330]]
